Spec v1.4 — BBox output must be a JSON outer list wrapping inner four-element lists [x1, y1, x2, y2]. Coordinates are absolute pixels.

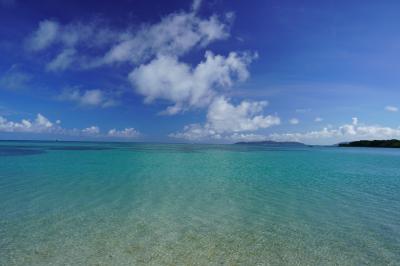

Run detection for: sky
[[1, 0, 400, 144]]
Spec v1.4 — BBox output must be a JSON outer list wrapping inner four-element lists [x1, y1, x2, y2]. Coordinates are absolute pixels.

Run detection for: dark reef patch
[[0, 148, 46, 156], [48, 146, 114, 151]]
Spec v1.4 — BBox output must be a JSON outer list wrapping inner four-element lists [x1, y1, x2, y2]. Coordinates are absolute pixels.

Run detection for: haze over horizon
[[1, 0, 400, 145]]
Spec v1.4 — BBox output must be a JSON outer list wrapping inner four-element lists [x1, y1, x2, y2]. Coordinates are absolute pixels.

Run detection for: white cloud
[[227, 133, 267, 142], [24, 0, 261, 130], [24, 0, 269, 138], [170, 123, 219, 141], [191, 0, 202, 12], [170, 117, 400, 144], [207, 97, 278, 132], [0, 65, 32, 90], [129, 51, 255, 114], [46, 48, 76, 71], [0, 113, 60, 133], [270, 118, 400, 144], [103, 12, 229, 65], [315, 117, 323, 122], [26, 2, 231, 71], [289, 118, 299, 125], [0, 114, 142, 139], [352, 117, 358, 126], [26, 20, 59, 51], [108, 128, 139, 138], [81, 126, 100, 135], [385, 105, 398, 112], [59, 89, 117, 108], [26, 19, 122, 70], [27, 19, 119, 49], [169, 97, 280, 141]]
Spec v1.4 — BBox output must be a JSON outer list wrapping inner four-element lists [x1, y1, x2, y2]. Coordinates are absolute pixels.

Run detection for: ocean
[[0, 141, 399, 265]]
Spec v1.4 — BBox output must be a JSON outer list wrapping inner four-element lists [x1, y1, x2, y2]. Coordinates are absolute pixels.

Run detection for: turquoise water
[[0, 141, 399, 265]]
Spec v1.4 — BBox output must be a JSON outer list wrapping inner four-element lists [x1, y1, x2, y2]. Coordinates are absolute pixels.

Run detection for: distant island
[[234, 140, 306, 146], [339, 139, 400, 148]]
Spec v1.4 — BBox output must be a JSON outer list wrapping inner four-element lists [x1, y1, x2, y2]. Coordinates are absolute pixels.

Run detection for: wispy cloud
[[46, 48, 76, 72], [26, 2, 231, 71], [289, 118, 299, 125], [104, 12, 230, 66], [58, 88, 118, 108], [26, 20, 59, 51], [385, 105, 398, 112], [0, 65, 32, 90]]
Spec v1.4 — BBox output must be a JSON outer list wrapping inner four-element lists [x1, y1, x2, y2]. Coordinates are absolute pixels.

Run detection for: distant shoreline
[[339, 139, 400, 148], [234, 140, 306, 146]]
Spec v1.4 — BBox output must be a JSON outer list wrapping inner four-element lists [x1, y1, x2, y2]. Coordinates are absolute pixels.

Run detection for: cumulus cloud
[[108, 128, 139, 138], [169, 97, 280, 140], [24, 0, 267, 138], [58, 88, 117, 108], [315, 117, 323, 122], [207, 97, 279, 132], [0, 114, 141, 139], [25, 0, 260, 125], [0, 113, 97, 136], [81, 126, 100, 135], [0, 113, 60, 133], [289, 118, 299, 125], [75, 126, 141, 138], [129, 51, 256, 114], [385, 105, 398, 112], [171, 116, 400, 144], [352, 117, 358, 126], [170, 123, 218, 141], [270, 118, 400, 144]]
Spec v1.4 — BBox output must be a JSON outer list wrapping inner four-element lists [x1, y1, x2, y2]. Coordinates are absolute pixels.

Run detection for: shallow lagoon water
[[0, 141, 399, 265]]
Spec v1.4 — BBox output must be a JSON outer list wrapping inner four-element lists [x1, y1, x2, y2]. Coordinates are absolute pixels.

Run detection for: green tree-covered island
[[339, 139, 400, 148]]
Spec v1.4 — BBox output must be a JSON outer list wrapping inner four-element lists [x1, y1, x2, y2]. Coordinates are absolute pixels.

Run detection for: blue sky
[[1, 0, 399, 144]]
